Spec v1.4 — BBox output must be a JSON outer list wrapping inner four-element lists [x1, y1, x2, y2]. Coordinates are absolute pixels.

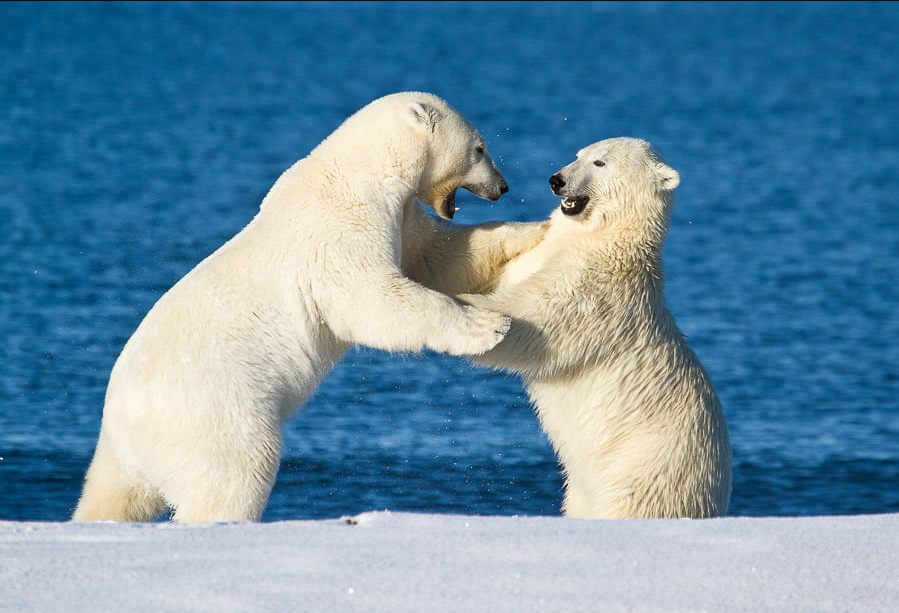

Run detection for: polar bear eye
[[475, 145, 485, 155], [593, 160, 605, 167]]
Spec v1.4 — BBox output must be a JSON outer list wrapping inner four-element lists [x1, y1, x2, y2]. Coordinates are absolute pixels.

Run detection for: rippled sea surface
[[2, 1, 898, 521]]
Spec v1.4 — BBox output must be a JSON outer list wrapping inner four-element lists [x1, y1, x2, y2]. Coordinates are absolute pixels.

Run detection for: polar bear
[[427, 137, 732, 519], [72, 91, 547, 523]]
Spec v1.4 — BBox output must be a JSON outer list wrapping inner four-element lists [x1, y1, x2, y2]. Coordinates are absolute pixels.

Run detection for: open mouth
[[438, 190, 457, 219], [560, 195, 589, 216]]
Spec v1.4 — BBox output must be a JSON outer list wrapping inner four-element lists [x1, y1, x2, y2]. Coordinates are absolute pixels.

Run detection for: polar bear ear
[[406, 101, 439, 132], [656, 163, 680, 191]]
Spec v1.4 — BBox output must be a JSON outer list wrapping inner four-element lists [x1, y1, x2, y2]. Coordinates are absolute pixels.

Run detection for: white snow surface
[[2, 511, 897, 613]]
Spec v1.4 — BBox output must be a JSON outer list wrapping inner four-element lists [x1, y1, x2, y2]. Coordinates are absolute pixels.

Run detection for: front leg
[[455, 289, 552, 376], [401, 200, 549, 295], [318, 268, 511, 357]]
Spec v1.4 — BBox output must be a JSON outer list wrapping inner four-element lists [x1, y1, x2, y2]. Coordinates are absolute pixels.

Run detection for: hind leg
[[561, 486, 595, 519], [72, 433, 166, 522], [168, 430, 283, 523]]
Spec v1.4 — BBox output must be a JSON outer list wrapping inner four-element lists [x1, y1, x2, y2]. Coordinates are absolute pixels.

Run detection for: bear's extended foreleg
[[401, 200, 548, 295]]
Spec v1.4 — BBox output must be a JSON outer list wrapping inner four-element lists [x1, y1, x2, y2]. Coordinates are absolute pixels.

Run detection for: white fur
[[73, 92, 523, 523], [457, 137, 732, 519]]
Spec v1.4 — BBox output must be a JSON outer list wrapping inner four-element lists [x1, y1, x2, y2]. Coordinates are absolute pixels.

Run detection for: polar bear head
[[308, 92, 508, 219], [547, 137, 680, 235], [401, 92, 508, 219], [327, 92, 508, 220]]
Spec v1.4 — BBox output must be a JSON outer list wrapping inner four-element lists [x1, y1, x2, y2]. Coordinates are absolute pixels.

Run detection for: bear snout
[[486, 181, 508, 201], [467, 180, 509, 202], [549, 173, 566, 194]]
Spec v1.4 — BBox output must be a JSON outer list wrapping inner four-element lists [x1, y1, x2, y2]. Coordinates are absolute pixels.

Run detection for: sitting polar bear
[[435, 137, 732, 519], [73, 91, 547, 523]]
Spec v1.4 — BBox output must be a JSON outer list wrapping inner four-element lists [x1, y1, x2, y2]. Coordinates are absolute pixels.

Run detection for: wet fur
[[450, 138, 732, 519]]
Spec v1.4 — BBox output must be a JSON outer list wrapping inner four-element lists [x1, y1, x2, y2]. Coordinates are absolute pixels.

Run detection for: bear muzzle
[[464, 180, 509, 203], [550, 172, 589, 215], [549, 173, 566, 194]]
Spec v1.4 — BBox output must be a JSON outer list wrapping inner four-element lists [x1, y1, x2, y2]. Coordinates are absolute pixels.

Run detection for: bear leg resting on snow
[[72, 92, 546, 523], [427, 137, 732, 519]]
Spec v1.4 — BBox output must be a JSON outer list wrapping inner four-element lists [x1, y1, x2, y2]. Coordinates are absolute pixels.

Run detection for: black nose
[[549, 173, 565, 192], [499, 182, 509, 195]]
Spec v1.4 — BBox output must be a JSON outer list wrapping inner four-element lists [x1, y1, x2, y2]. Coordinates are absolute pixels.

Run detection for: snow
[[3, 511, 897, 612]]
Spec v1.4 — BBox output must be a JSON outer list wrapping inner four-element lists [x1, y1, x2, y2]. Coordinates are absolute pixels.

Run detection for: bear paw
[[443, 306, 511, 356], [501, 220, 551, 261]]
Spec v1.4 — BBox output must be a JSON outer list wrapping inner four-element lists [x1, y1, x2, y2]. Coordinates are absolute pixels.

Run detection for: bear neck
[[595, 233, 665, 284], [257, 133, 429, 220], [595, 207, 668, 273], [310, 132, 428, 194]]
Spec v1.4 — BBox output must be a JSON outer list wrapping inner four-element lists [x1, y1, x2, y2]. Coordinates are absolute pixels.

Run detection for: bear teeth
[[561, 195, 589, 216]]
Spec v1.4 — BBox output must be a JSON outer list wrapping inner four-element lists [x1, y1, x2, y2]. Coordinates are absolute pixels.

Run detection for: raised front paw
[[439, 306, 510, 356], [501, 220, 550, 261], [463, 306, 511, 355]]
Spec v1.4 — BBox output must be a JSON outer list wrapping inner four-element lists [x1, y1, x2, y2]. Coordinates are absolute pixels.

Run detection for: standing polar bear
[[73, 91, 547, 523], [434, 137, 732, 519]]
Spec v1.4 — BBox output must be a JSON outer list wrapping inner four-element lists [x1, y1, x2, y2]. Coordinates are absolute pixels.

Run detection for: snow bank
[[2, 512, 897, 612]]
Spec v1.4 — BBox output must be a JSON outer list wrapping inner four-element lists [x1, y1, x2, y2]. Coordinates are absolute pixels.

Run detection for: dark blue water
[[2, 1, 898, 521]]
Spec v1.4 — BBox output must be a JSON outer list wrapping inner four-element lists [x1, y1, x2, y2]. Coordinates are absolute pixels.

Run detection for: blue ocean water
[[2, 1, 898, 522]]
